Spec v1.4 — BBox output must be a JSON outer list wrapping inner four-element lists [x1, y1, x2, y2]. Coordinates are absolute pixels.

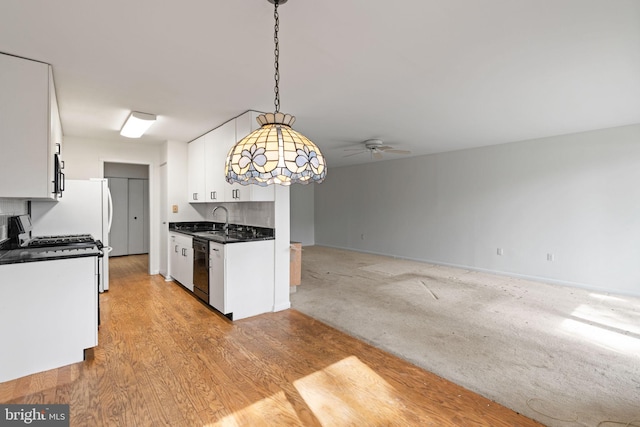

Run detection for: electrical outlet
[[497, 248, 503, 256], [547, 253, 555, 261], [172, 205, 179, 213]]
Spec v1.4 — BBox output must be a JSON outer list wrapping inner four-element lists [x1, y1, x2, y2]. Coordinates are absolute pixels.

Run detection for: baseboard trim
[[315, 244, 640, 298], [274, 301, 291, 312]]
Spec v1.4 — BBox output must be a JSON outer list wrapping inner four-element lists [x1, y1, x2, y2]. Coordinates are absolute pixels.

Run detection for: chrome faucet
[[212, 206, 229, 234]]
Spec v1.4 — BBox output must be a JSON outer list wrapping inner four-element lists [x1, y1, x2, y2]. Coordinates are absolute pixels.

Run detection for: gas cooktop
[[26, 234, 96, 248]]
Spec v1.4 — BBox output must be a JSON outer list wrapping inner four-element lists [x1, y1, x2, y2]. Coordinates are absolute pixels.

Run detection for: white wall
[[290, 184, 315, 246], [63, 136, 162, 274], [315, 124, 640, 297], [104, 162, 149, 179]]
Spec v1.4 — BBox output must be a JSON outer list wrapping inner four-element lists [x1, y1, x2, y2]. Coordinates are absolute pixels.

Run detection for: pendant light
[[225, 0, 327, 186]]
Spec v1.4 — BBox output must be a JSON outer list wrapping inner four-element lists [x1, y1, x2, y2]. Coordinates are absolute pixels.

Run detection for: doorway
[[105, 163, 150, 257]]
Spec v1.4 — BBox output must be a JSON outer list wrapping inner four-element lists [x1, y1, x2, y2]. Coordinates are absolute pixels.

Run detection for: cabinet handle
[[175, 245, 178, 253], [212, 248, 220, 252]]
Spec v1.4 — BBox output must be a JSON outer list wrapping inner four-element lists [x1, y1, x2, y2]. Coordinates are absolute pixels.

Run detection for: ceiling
[[1, 0, 639, 168]]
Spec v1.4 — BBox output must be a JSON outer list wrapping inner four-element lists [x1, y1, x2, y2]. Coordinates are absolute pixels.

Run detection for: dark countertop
[[0, 245, 102, 265], [169, 221, 274, 244]]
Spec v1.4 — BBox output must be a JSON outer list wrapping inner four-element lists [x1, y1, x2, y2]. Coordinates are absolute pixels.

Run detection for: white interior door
[[108, 177, 128, 257]]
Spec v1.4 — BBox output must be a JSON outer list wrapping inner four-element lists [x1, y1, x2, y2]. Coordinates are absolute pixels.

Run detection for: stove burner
[[25, 234, 96, 248]]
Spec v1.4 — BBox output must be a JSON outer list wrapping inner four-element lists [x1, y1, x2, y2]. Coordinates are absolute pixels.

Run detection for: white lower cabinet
[[169, 232, 193, 291], [0, 256, 98, 382], [209, 240, 275, 320], [209, 242, 225, 312]]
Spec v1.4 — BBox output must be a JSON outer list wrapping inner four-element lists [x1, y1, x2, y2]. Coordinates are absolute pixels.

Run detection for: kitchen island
[[0, 246, 99, 382]]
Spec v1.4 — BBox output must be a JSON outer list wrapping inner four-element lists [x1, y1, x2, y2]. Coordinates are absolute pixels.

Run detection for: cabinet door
[[229, 111, 275, 202], [209, 242, 226, 312], [177, 234, 193, 290], [169, 233, 193, 291], [181, 244, 194, 292], [169, 234, 180, 280], [187, 136, 205, 203], [0, 54, 55, 199], [206, 121, 235, 202]]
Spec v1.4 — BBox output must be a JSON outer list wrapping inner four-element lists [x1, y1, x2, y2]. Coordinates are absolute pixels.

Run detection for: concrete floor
[[290, 246, 640, 427]]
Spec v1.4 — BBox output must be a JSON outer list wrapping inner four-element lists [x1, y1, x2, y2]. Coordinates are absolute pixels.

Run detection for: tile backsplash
[[0, 199, 28, 241], [194, 202, 275, 229]]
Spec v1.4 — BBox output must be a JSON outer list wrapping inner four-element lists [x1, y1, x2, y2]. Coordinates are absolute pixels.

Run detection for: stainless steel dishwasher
[[192, 238, 209, 303]]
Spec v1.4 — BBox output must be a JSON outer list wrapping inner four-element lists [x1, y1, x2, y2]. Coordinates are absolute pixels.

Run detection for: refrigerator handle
[[107, 186, 114, 233]]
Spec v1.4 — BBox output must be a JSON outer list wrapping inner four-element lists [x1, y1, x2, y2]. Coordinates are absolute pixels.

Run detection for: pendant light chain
[[273, 0, 281, 113], [225, 0, 326, 187]]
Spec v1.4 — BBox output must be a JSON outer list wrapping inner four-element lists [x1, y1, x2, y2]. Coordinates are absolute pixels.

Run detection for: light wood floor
[[0, 255, 541, 426]]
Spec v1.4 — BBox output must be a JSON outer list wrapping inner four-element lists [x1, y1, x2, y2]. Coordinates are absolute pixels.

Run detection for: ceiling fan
[[343, 139, 411, 160]]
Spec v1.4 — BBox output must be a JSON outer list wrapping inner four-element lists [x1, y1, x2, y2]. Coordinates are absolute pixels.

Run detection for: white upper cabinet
[[188, 111, 275, 203], [0, 53, 62, 199], [226, 111, 275, 202], [187, 135, 205, 202], [205, 120, 234, 202]]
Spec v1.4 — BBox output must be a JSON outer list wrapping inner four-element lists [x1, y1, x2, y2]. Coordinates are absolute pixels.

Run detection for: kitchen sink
[[191, 231, 241, 242]]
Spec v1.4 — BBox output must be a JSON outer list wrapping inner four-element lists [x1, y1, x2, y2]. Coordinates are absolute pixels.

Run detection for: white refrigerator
[[30, 179, 113, 292]]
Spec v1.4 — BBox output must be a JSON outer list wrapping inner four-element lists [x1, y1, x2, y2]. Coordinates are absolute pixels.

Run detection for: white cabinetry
[[169, 232, 193, 291], [209, 241, 225, 311], [209, 240, 275, 320], [205, 121, 234, 202], [227, 111, 275, 202], [187, 111, 275, 203], [187, 136, 205, 202], [0, 53, 62, 199], [0, 257, 98, 382]]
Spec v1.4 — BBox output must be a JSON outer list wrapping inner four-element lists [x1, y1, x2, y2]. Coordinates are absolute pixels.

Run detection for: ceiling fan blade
[[385, 149, 411, 155], [343, 150, 366, 158], [344, 147, 365, 151], [373, 151, 384, 160]]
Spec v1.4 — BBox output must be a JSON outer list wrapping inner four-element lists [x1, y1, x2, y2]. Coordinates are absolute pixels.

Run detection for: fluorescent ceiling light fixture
[[120, 111, 156, 138], [225, 0, 326, 186]]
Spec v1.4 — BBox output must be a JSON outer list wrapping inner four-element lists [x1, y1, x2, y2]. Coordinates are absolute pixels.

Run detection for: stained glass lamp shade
[[225, 112, 326, 186]]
